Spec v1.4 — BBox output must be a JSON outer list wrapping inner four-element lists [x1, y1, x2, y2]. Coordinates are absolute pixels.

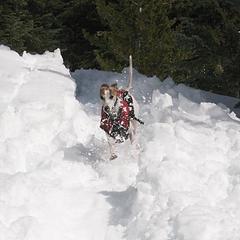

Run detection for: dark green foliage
[[0, 0, 32, 52], [86, 0, 240, 97], [59, 0, 103, 71], [88, 0, 178, 79], [0, 0, 103, 70], [26, 0, 63, 53], [0, 0, 62, 53], [170, 0, 240, 95]]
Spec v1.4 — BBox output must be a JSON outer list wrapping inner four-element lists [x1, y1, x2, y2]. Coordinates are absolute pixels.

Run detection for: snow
[[1, 46, 240, 240]]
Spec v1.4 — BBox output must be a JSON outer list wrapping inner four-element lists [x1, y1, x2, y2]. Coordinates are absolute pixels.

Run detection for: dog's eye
[[109, 95, 114, 99], [100, 96, 104, 100]]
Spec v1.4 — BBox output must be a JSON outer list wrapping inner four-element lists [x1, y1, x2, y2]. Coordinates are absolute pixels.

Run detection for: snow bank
[[73, 69, 240, 240], [0, 46, 107, 240], [126, 91, 240, 240], [0, 47, 102, 173]]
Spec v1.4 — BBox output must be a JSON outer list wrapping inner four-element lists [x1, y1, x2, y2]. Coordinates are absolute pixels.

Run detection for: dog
[[99, 56, 143, 160]]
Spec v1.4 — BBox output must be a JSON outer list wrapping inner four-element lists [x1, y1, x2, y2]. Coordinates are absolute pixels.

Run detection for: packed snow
[[1, 45, 240, 240]]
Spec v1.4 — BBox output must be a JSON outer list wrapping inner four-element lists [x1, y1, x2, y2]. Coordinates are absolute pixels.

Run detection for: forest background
[[0, 0, 239, 97]]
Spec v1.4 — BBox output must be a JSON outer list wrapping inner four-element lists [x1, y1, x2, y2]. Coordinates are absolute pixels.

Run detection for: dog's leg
[[129, 119, 138, 144], [106, 134, 118, 160], [129, 119, 141, 161]]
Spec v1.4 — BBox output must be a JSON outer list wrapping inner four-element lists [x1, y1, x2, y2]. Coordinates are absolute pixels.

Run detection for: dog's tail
[[126, 55, 133, 91]]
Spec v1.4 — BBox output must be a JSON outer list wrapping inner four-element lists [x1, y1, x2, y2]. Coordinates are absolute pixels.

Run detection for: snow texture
[[1, 45, 240, 240]]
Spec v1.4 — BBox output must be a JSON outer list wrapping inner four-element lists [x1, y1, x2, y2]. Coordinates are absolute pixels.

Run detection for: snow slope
[[73, 69, 240, 240], [1, 46, 240, 240], [0, 46, 112, 240]]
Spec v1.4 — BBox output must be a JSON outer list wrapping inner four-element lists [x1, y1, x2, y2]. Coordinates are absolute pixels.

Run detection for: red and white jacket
[[100, 90, 130, 138]]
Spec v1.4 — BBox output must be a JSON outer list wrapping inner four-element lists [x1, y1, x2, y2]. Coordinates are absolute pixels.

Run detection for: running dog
[[99, 56, 143, 160]]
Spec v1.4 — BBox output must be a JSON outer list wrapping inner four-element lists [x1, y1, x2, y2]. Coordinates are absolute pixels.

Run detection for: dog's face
[[100, 84, 118, 110]]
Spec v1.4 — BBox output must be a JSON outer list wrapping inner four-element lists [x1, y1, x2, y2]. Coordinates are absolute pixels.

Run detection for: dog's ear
[[100, 84, 109, 99], [101, 84, 109, 89], [111, 83, 118, 89], [109, 86, 118, 97]]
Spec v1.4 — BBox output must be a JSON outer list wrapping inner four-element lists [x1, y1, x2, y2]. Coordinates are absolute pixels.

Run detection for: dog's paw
[[110, 154, 118, 160]]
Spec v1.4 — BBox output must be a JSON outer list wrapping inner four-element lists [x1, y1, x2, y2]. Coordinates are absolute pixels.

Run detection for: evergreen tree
[[170, 0, 240, 96], [87, 0, 178, 79], [26, 0, 63, 53], [59, 0, 104, 70], [219, 0, 240, 97], [0, 0, 63, 54], [0, 0, 33, 52], [0, 0, 104, 70]]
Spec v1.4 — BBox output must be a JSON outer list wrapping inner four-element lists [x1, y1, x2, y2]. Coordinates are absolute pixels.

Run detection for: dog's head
[[100, 83, 118, 110]]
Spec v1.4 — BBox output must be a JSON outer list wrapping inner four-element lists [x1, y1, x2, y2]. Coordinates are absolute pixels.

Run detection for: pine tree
[[170, 0, 240, 96], [26, 0, 63, 53], [0, 0, 63, 54], [219, 0, 240, 97], [87, 0, 178, 79], [59, 0, 104, 71], [0, 0, 33, 52]]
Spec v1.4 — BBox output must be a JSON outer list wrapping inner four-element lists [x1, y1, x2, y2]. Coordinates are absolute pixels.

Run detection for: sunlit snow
[[1, 45, 240, 240]]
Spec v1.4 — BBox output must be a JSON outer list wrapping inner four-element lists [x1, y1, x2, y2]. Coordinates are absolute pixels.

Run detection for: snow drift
[[73, 69, 240, 240], [1, 46, 240, 240], [0, 46, 108, 240]]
